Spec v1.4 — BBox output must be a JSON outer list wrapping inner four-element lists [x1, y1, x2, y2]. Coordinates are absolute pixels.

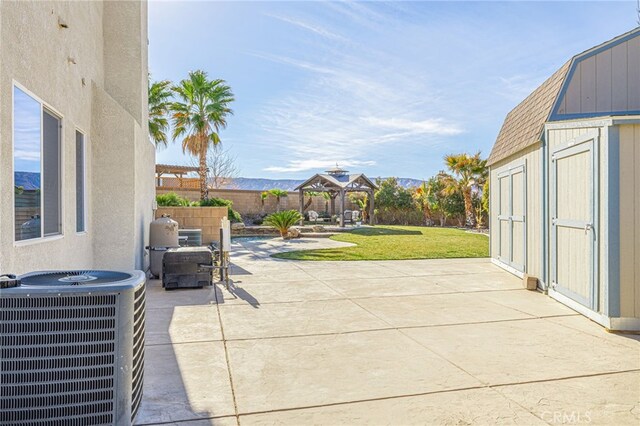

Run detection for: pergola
[[295, 166, 378, 227], [155, 164, 199, 187]]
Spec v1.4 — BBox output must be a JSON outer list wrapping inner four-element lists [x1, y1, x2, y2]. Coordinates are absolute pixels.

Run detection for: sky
[[13, 86, 41, 175], [151, 0, 637, 180]]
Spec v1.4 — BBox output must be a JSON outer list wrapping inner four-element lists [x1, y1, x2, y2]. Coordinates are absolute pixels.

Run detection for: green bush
[[156, 193, 243, 223], [197, 197, 242, 223], [156, 192, 191, 206], [264, 210, 303, 238]]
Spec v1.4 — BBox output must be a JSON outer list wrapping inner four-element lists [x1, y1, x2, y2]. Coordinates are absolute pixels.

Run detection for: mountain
[[218, 177, 424, 191], [14, 172, 41, 190]]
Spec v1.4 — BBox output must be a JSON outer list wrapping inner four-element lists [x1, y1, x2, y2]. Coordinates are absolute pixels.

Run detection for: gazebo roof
[[155, 164, 199, 175], [295, 172, 378, 192]]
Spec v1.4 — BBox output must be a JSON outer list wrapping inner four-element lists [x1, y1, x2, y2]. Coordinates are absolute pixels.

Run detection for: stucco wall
[[0, 1, 153, 274]]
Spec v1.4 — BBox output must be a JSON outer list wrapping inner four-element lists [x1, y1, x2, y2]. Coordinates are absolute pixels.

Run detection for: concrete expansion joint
[[225, 369, 640, 420], [214, 286, 241, 426]]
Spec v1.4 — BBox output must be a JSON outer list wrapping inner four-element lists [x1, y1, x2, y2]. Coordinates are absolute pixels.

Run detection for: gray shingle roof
[[487, 60, 570, 166], [294, 173, 378, 191]]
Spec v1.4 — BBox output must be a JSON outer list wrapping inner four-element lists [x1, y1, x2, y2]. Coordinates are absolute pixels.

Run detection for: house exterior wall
[[0, 1, 153, 275], [489, 143, 543, 280], [618, 124, 640, 318]]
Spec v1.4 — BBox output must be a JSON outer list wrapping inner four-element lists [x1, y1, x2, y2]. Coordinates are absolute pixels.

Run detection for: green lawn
[[272, 225, 489, 261]]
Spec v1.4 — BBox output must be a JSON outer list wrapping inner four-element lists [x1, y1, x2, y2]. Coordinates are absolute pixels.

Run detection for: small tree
[[413, 181, 433, 226], [260, 191, 269, 215], [148, 79, 172, 147], [206, 145, 239, 189], [264, 210, 303, 239], [374, 177, 418, 225], [349, 192, 370, 223], [441, 188, 466, 227], [425, 174, 447, 226], [268, 189, 288, 211], [443, 152, 487, 227], [303, 191, 321, 211]]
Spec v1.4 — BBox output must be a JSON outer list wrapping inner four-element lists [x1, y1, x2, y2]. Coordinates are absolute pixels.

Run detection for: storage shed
[[488, 28, 640, 331]]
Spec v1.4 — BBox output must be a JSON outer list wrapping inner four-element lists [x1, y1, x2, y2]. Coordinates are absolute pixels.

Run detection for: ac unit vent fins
[[0, 295, 118, 425]]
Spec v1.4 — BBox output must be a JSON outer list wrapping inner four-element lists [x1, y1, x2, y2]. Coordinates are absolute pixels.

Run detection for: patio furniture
[[162, 246, 213, 289], [308, 210, 319, 222], [343, 210, 353, 224]]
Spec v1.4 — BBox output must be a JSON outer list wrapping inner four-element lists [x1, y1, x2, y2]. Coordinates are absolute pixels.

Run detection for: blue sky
[[151, 1, 636, 180], [13, 86, 41, 174]]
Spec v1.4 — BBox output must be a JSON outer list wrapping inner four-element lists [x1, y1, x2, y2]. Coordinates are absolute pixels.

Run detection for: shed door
[[497, 163, 526, 272], [550, 133, 597, 309]]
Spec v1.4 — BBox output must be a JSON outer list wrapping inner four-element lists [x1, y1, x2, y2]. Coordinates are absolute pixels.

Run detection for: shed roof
[[487, 61, 570, 166], [487, 27, 640, 166]]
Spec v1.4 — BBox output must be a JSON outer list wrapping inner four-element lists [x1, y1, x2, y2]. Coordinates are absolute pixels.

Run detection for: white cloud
[[265, 159, 376, 173], [266, 14, 347, 42], [14, 150, 40, 161], [360, 117, 464, 136], [256, 51, 464, 172]]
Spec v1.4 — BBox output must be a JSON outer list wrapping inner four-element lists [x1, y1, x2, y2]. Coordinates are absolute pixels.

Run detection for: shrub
[[264, 210, 303, 238], [197, 197, 242, 223], [156, 192, 191, 206]]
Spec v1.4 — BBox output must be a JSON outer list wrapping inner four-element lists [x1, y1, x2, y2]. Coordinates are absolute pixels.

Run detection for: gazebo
[[295, 165, 378, 227], [155, 164, 199, 188]]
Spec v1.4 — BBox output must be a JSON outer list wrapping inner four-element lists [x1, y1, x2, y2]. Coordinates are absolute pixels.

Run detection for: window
[[76, 131, 86, 233], [13, 85, 62, 242]]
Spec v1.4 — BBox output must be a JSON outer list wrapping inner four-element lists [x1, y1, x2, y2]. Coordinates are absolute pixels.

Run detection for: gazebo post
[[339, 190, 345, 227], [330, 192, 336, 217], [369, 190, 375, 225], [298, 189, 304, 225]]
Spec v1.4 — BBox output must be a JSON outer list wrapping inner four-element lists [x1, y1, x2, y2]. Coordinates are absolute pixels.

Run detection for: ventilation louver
[[0, 270, 146, 426]]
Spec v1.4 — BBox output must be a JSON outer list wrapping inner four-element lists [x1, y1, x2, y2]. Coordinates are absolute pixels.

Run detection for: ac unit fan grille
[[0, 294, 118, 425]]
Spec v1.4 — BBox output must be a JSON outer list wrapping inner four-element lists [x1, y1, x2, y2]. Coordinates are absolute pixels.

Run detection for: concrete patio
[[136, 238, 640, 425]]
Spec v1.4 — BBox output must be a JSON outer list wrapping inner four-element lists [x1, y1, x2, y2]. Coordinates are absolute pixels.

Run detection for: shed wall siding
[[618, 124, 640, 318], [490, 143, 542, 279], [547, 126, 606, 313], [557, 36, 640, 116]]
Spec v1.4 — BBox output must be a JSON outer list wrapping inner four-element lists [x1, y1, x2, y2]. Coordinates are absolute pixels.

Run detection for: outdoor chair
[[308, 210, 319, 223], [343, 210, 353, 224]]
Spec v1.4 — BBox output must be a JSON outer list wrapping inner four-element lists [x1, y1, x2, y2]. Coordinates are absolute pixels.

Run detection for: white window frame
[[12, 81, 65, 246], [75, 129, 88, 235]]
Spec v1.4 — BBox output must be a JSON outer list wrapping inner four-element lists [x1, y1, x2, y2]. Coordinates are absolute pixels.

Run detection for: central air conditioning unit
[[0, 270, 146, 426]]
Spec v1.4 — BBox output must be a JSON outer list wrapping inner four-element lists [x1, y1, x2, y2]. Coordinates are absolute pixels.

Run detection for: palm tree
[[303, 191, 321, 211], [171, 70, 235, 200], [148, 79, 173, 147], [413, 181, 432, 226], [260, 191, 269, 215], [268, 189, 288, 211], [443, 152, 487, 227]]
